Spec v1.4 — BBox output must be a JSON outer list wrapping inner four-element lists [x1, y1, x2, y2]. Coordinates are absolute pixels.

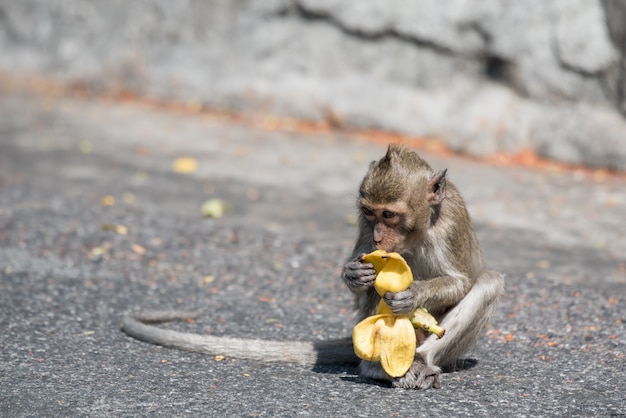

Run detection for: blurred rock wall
[[1, 0, 626, 171]]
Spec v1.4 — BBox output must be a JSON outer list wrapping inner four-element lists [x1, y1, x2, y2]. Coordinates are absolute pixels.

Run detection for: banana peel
[[352, 250, 445, 377], [410, 307, 446, 339], [352, 313, 416, 377]]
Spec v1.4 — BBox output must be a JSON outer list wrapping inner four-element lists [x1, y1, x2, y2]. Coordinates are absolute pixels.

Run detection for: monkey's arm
[[121, 310, 358, 366]]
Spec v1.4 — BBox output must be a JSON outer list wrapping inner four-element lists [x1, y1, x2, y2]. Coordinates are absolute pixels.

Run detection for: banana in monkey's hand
[[352, 250, 445, 377], [361, 250, 446, 339]]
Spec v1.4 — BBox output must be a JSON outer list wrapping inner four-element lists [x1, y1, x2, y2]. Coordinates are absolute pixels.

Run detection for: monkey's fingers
[[343, 261, 377, 289], [344, 275, 377, 291], [383, 290, 416, 316], [345, 260, 375, 272]]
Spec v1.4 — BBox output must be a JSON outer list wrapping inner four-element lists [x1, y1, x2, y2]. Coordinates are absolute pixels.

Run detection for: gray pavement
[[0, 87, 625, 416]]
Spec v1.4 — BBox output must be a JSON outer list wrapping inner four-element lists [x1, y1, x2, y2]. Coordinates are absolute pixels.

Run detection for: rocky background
[[2, 0, 626, 171]]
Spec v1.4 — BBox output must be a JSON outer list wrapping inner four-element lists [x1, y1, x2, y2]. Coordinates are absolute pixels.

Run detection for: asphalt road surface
[[1, 86, 625, 416]]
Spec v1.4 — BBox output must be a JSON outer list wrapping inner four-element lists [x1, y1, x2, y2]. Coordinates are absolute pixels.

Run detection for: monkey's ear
[[427, 169, 447, 205]]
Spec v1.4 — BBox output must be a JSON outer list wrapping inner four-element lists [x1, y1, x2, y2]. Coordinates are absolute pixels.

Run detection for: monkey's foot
[[392, 362, 442, 390]]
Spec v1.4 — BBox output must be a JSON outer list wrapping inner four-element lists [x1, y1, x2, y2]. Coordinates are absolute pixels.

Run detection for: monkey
[[342, 144, 504, 389], [121, 144, 503, 389]]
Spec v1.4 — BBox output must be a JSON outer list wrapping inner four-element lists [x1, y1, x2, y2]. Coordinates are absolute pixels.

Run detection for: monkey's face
[[357, 145, 446, 253], [360, 202, 415, 253]]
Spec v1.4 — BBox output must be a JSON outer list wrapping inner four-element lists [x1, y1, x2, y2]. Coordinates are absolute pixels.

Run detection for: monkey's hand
[[343, 256, 376, 292], [383, 287, 417, 316]]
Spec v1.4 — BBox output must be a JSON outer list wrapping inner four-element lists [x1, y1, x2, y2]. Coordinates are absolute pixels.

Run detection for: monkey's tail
[[121, 310, 359, 366]]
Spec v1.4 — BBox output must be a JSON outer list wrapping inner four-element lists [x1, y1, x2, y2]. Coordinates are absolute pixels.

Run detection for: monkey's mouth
[[375, 243, 397, 253]]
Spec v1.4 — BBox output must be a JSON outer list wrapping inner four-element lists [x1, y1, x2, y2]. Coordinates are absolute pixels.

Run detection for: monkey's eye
[[382, 210, 397, 219], [362, 207, 374, 217]]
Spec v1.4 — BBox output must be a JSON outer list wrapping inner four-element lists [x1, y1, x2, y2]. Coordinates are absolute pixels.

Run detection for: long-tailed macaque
[[342, 144, 504, 388], [122, 144, 503, 389]]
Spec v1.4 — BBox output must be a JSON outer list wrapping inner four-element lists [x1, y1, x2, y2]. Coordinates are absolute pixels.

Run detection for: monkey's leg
[[418, 270, 504, 368], [393, 270, 504, 389]]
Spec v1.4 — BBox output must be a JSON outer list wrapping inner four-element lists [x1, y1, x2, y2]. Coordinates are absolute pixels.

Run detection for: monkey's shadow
[[313, 358, 478, 387]]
